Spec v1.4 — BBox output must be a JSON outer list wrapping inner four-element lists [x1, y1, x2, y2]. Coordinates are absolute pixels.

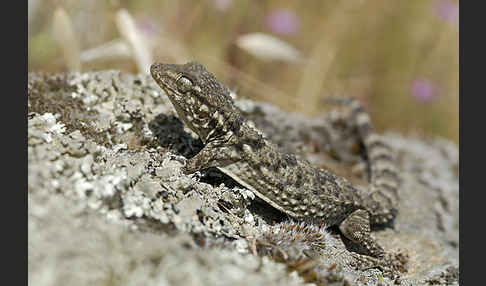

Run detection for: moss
[[253, 221, 352, 286]]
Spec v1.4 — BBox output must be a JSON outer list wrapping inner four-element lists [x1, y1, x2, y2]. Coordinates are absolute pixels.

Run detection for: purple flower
[[435, 0, 459, 24], [213, 0, 233, 11], [265, 9, 299, 36], [411, 78, 438, 102], [136, 17, 159, 37]]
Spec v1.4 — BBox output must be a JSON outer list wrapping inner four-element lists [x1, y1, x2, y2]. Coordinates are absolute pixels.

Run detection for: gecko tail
[[327, 97, 400, 225]]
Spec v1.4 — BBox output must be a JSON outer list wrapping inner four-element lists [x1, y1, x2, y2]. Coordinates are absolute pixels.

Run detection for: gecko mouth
[[162, 84, 180, 99]]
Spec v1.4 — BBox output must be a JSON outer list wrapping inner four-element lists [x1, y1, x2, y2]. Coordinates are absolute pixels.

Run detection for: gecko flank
[[150, 62, 401, 268]]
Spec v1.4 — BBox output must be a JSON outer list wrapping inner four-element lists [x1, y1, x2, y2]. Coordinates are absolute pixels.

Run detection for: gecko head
[[150, 62, 239, 142]]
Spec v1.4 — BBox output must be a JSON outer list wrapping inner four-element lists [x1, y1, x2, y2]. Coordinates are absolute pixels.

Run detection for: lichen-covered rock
[[28, 71, 459, 286]]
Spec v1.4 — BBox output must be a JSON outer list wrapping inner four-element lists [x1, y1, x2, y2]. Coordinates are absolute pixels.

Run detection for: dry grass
[[28, 0, 459, 143]]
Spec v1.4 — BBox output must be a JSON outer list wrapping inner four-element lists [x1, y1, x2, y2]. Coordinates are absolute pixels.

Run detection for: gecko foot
[[349, 250, 409, 280]]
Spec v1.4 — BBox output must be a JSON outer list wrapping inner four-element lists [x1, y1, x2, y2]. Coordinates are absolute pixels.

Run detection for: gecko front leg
[[182, 139, 242, 174]]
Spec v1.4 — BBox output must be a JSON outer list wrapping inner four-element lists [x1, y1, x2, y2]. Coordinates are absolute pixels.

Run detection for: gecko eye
[[199, 111, 209, 118], [176, 76, 193, 93]]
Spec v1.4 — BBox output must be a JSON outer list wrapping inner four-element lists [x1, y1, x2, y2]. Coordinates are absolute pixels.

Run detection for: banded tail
[[328, 97, 400, 225]]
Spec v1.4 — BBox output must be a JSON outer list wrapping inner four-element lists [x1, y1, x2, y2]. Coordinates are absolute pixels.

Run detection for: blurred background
[[28, 0, 459, 143]]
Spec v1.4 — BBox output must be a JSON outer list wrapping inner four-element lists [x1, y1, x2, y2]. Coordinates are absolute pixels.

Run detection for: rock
[[28, 71, 459, 285]]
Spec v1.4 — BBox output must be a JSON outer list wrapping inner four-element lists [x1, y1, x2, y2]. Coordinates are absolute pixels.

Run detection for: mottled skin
[[150, 62, 402, 271]]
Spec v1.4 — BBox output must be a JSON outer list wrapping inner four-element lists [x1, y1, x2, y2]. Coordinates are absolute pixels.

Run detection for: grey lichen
[[29, 194, 308, 286]]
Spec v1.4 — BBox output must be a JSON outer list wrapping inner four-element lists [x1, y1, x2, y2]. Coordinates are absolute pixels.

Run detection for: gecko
[[150, 62, 404, 273]]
